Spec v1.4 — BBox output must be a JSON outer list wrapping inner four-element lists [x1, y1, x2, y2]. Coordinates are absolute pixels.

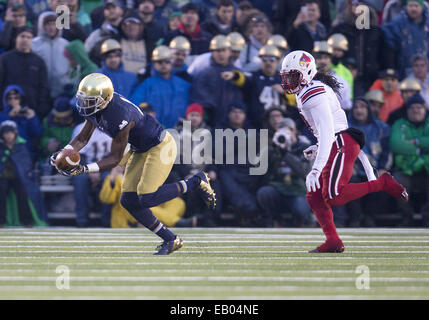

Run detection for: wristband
[[64, 144, 74, 150], [87, 163, 100, 173]]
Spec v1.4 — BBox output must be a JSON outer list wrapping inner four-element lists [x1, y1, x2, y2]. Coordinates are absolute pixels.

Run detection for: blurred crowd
[[0, 0, 429, 228]]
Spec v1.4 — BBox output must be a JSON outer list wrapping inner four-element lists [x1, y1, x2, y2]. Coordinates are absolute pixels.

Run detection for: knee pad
[[120, 192, 141, 212]]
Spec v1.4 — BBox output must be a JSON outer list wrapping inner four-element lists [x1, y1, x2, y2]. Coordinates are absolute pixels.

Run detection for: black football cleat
[[154, 236, 184, 255], [195, 171, 216, 210]]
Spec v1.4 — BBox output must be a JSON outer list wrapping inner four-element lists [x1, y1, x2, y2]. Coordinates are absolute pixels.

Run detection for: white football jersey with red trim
[[296, 80, 348, 141]]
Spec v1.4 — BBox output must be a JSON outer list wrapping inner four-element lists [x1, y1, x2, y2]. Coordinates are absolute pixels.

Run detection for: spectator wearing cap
[[221, 44, 288, 128], [364, 89, 385, 120], [64, 39, 98, 95], [85, 0, 124, 57], [190, 35, 244, 127], [217, 103, 261, 226], [256, 117, 313, 227], [163, 2, 212, 57], [0, 4, 31, 51], [48, 0, 88, 43], [187, 31, 243, 76], [382, 0, 429, 79], [408, 55, 429, 106], [390, 93, 429, 226], [153, 0, 179, 28], [118, 12, 149, 75], [346, 97, 391, 226], [0, 120, 46, 227], [172, 103, 221, 227], [0, 27, 51, 119], [238, 14, 272, 72], [138, 0, 166, 50], [201, 0, 238, 36], [169, 35, 192, 82], [31, 12, 70, 100], [97, 39, 139, 97], [330, 1, 383, 96], [167, 11, 182, 32], [40, 96, 77, 161], [131, 45, 190, 128], [383, 0, 429, 24], [369, 69, 404, 122], [286, 0, 326, 53], [0, 85, 43, 157], [388, 77, 422, 125]]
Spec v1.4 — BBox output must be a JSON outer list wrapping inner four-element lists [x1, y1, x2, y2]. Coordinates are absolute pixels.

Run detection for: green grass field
[[0, 227, 428, 299]]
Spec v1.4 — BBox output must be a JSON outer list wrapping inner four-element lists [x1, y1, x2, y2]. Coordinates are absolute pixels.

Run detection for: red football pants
[[306, 132, 383, 240]]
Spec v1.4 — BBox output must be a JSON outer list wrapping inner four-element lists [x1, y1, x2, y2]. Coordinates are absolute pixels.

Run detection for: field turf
[[0, 227, 428, 299]]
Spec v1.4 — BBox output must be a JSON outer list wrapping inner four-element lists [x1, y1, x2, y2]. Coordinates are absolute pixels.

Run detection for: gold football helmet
[[152, 45, 173, 61], [76, 73, 114, 116], [313, 41, 333, 55], [258, 44, 281, 59], [267, 34, 288, 51], [399, 77, 421, 91], [169, 36, 191, 52], [364, 90, 385, 104], [100, 39, 122, 55], [209, 35, 231, 51], [327, 33, 348, 51], [227, 32, 245, 51]]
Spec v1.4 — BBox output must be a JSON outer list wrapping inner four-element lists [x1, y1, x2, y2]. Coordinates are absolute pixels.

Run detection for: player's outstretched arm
[[69, 120, 96, 151]]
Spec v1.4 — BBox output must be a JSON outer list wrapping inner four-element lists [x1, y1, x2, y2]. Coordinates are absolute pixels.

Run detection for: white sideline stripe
[[1, 276, 429, 282], [2, 240, 429, 243]]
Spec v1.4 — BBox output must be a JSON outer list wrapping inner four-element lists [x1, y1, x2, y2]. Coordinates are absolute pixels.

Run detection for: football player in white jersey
[[280, 50, 409, 253]]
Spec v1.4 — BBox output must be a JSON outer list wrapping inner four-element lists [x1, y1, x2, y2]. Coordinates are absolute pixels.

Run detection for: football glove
[[58, 164, 89, 177], [49, 151, 61, 167], [306, 168, 321, 193], [303, 145, 318, 161]]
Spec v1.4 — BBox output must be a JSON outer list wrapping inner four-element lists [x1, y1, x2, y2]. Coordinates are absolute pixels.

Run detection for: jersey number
[[259, 86, 280, 110]]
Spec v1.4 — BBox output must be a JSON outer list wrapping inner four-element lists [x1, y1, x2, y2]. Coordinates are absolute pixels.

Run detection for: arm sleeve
[[306, 96, 336, 172], [357, 150, 377, 181]]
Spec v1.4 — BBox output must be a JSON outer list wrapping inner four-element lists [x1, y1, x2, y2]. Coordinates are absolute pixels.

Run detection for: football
[[55, 148, 80, 171]]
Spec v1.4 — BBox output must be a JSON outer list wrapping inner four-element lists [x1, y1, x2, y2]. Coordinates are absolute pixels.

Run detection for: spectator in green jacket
[[390, 93, 429, 226]]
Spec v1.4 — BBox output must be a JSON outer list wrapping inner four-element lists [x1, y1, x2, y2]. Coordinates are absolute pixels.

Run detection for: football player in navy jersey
[[50, 73, 216, 255]]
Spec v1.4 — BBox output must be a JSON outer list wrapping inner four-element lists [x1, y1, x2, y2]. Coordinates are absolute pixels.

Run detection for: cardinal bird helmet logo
[[299, 53, 311, 68]]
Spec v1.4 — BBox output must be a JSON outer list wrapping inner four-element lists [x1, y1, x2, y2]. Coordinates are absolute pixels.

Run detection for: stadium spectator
[[0, 27, 51, 119], [71, 122, 112, 227], [100, 165, 187, 227], [187, 31, 244, 75], [382, 0, 429, 79], [167, 11, 182, 32], [153, 0, 178, 28], [201, 0, 237, 36], [221, 44, 286, 128], [169, 35, 192, 82], [118, 12, 148, 75], [238, 15, 271, 72], [286, 0, 326, 53], [0, 85, 43, 157], [138, 0, 165, 51], [190, 35, 244, 127], [163, 2, 212, 57], [266, 34, 288, 68], [346, 97, 392, 227], [390, 93, 429, 226], [97, 38, 139, 97], [271, 0, 300, 36], [381, 0, 429, 24], [387, 77, 422, 125], [257, 118, 313, 227], [131, 45, 190, 128], [49, 0, 88, 42], [63, 39, 98, 95], [0, 120, 46, 227], [85, 0, 123, 60], [408, 55, 429, 106], [313, 41, 352, 110], [364, 89, 385, 120], [67, 0, 93, 35], [369, 68, 404, 122], [31, 12, 70, 100], [0, 4, 29, 51], [328, 33, 354, 99], [40, 96, 77, 162], [330, 0, 384, 96], [172, 103, 220, 227]]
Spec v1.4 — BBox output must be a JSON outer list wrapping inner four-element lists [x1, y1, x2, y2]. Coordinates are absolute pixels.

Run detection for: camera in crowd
[[272, 118, 296, 151]]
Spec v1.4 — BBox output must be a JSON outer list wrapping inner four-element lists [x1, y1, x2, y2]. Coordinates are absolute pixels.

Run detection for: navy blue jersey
[[85, 93, 164, 153]]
